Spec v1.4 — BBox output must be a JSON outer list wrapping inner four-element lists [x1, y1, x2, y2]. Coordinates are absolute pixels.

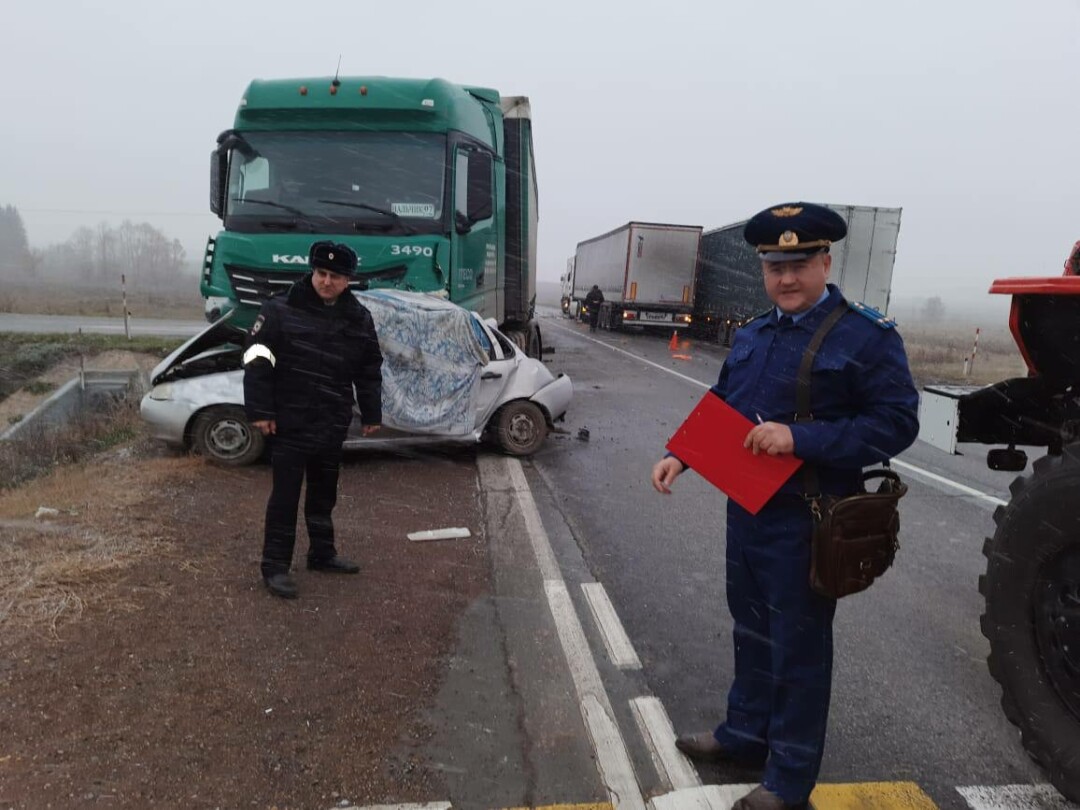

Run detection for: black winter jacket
[[243, 274, 383, 443]]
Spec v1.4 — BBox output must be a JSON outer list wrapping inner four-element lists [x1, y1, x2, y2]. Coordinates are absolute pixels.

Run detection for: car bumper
[[531, 373, 573, 422]]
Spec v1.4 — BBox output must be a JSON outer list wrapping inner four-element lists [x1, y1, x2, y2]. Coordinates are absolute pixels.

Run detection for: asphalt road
[[0, 312, 206, 337], [523, 310, 1055, 810]]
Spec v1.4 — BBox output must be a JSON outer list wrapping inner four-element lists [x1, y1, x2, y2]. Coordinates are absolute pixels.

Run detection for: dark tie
[[778, 314, 794, 328]]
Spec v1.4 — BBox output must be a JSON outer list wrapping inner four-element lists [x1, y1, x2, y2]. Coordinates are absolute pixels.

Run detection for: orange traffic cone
[[668, 330, 679, 351]]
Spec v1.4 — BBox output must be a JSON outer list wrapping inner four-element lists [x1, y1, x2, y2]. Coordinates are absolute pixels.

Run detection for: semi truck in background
[[560, 256, 575, 316], [569, 222, 702, 331], [200, 76, 544, 357], [692, 204, 902, 344]]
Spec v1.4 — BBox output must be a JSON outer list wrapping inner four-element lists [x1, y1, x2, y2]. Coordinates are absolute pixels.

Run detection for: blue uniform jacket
[[712, 285, 919, 497]]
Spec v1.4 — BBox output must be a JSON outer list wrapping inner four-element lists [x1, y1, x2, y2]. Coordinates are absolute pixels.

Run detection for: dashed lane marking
[[480, 455, 645, 810], [582, 582, 643, 669], [957, 784, 1080, 809], [629, 696, 700, 791], [648, 784, 757, 809]]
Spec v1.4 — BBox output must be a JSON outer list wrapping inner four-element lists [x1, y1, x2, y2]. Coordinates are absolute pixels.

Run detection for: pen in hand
[[756, 413, 765, 425]]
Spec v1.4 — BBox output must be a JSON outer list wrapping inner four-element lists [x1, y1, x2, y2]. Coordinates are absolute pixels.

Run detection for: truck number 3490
[[390, 245, 434, 257]]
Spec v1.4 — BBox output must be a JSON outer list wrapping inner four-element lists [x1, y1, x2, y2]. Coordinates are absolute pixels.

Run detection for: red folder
[[665, 391, 803, 515]]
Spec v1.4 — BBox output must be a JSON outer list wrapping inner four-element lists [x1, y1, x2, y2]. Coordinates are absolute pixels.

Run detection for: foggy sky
[[3, 0, 1078, 308]]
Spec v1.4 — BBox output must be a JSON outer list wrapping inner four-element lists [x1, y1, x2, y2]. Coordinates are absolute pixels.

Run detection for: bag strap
[[796, 303, 848, 509]]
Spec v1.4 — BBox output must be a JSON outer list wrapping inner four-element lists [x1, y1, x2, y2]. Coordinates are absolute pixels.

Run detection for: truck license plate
[[642, 311, 672, 322]]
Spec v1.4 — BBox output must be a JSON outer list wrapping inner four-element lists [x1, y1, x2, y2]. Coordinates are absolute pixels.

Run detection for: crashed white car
[[140, 290, 572, 465]]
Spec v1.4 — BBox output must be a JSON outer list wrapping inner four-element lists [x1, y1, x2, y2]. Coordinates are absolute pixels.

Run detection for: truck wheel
[[494, 401, 548, 456], [981, 445, 1080, 802], [504, 324, 542, 359], [191, 405, 265, 467]]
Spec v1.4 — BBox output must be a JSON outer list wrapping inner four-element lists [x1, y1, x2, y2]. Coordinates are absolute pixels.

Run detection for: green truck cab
[[202, 76, 542, 356]]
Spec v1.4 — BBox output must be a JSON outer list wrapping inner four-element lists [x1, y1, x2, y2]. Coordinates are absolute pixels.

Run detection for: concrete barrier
[[0, 370, 142, 442]]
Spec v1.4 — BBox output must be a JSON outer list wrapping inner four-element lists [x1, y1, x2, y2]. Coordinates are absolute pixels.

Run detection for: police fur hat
[[744, 202, 847, 262], [308, 240, 358, 276]]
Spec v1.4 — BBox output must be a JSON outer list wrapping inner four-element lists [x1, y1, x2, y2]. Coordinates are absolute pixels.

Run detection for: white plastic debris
[[406, 527, 472, 542], [34, 507, 60, 520]]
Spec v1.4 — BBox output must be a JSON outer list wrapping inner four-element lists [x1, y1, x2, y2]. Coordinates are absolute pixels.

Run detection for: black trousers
[[261, 439, 343, 578]]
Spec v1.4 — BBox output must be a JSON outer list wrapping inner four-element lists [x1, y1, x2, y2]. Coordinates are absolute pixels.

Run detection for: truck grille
[[223, 265, 363, 306]]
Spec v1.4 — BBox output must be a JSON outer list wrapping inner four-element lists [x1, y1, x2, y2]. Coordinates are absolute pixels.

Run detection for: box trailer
[[692, 204, 902, 344], [572, 222, 702, 330]]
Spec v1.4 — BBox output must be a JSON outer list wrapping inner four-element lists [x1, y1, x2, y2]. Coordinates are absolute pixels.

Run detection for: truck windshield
[[225, 131, 446, 235]]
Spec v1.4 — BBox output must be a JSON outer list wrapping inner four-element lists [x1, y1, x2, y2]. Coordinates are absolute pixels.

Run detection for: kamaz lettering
[[272, 255, 308, 265]]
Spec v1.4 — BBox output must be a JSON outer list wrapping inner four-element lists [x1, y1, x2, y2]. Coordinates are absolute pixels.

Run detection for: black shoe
[[307, 556, 360, 574], [675, 731, 767, 767], [732, 785, 810, 810], [263, 573, 298, 599]]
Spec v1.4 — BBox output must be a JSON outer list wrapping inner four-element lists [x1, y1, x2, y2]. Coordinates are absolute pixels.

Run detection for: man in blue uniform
[[244, 241, 384, 600], [651, 203, 919, 809]]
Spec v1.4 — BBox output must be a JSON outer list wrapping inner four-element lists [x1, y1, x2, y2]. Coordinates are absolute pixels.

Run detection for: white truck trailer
[[572, 222, 703, 331], [692, 204, 902, 344]]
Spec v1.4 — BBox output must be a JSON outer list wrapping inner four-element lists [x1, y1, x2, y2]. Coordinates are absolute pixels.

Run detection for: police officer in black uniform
[[651, 203, 919, 809], [243, 241, 383, 600]]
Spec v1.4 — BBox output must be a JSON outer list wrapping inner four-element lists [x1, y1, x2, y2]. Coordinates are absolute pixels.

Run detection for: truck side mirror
[[210, 150, 228, 217], [466, 152, 493, 224]]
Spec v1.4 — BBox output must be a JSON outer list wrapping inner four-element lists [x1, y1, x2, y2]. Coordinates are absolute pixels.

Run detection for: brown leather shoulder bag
[[797, 304, 908, 599]]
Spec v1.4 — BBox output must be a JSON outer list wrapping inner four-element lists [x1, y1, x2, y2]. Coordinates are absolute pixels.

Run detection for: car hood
[[150, 311, 247, 385]]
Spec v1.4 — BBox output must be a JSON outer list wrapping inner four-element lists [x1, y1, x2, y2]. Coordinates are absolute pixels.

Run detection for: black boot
[[264, 572, 298, 599], [307, 556, 360, 573]]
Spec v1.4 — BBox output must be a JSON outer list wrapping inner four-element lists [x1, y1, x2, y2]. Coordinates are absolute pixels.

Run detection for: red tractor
[[928, 240, 1080, 799]]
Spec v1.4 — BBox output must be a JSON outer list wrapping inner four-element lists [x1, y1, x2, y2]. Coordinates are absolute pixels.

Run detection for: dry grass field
[[0, 280, 203, 320], [900, 320, 1027, 386]]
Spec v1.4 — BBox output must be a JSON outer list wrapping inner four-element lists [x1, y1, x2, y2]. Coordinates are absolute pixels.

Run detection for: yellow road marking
[[810, 782, 938, 809]]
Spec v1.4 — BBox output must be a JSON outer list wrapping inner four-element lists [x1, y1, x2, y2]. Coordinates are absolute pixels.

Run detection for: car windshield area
[[224, 131, 447, 235]]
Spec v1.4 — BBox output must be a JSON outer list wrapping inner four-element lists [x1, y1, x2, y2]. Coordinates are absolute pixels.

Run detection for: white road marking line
[[582, 583, 643, 670], [503, 455, 562, 581], [545, 320, 710, 388], [891, 458, 1008, 507], [548, 319, 1010, 509], [629, 696, 701, 791], [547, 581, 646, 810], [648, 784, 757, 810], [957, 784, 1080, 809], [482, 453, 644, 810], [339, 804, 452, 810]]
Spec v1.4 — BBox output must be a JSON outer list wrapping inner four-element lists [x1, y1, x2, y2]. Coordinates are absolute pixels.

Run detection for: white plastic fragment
[[35, 507, 60, 520], [406, 527, 472, 542]]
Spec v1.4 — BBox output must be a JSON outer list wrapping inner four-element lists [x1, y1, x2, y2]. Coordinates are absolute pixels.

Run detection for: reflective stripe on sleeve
[[243, 344, 276, 367]]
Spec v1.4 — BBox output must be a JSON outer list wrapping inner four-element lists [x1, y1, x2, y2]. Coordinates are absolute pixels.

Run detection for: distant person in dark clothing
[[243, 241, 383, 600], [584, 285, 604, 332]]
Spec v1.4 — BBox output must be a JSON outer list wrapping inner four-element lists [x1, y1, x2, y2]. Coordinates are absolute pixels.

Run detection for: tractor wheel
[[981, 444, 1080, 802], [494, 400, 548, 456], [191, 405, 265, 467]]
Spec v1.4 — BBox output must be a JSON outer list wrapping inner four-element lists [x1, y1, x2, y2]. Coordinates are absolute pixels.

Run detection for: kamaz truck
[[201, 76, 543, 356]]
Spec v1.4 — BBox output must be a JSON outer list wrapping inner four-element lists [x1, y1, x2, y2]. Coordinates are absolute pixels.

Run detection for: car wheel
[[191, 405, 265, 466], [495, 400, 548, 456]]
